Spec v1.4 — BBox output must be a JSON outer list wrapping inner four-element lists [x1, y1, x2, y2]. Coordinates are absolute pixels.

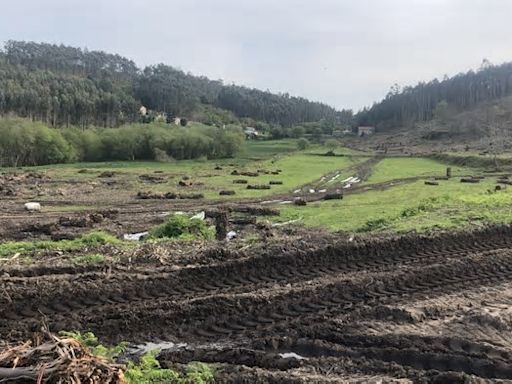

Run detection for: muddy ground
[[3, 225, 512, 383]]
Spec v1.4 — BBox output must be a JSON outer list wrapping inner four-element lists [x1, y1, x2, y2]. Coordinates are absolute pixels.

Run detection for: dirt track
[[3, 226, 512, 382]]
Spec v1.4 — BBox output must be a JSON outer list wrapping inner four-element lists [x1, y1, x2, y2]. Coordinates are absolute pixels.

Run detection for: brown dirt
[[3, 226, 512, 382]]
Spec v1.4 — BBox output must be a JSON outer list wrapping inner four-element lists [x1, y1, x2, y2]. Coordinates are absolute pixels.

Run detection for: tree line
[[357, 60, 512, 130], [0, 41, 345, 129], [0, 118, 244, 167]]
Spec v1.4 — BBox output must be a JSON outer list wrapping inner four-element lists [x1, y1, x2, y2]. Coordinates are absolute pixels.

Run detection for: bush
[[149, 215, 214, 240], [324, 138, 338, 151], [0, 118, 245, 166], [297, 138, 310, 150]]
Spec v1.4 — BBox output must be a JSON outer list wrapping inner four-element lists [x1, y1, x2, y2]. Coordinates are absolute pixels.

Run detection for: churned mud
[[2, 226, 512, 382]]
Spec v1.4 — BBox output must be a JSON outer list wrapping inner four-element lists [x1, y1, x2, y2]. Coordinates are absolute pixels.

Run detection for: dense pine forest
[[0, 41, 340, 128], [357, 60, 512, 131]]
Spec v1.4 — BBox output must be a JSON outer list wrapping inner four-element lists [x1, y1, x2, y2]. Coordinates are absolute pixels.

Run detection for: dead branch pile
[[0, 333, 124, 383]]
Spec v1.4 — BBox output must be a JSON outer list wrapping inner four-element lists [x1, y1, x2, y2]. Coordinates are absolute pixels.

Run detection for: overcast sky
[[1, 0, 511, 111]]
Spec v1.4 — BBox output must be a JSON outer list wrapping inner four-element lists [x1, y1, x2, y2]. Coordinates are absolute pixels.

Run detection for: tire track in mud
[[4, 244, 512, 345], [4, 226, 512, 381], [3, 228, 512, 324], [159, 335, 512, 381], [176, 251, 512, 341]]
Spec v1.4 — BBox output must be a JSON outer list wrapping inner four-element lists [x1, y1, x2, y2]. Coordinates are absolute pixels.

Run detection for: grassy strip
[[0, 231, 122, 259], [364, 157, 470, 184]]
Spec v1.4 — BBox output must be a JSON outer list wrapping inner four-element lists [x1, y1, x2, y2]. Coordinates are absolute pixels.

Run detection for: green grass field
[[8, 141, 512, 235], [278, 154, 510, 233], [20, 141, 363, 200], [365, 157, 470, 184]]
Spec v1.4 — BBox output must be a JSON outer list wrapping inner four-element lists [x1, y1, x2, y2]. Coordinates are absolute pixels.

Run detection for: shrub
[[297, 138, 310, 150], [149, 215, 214, 240]]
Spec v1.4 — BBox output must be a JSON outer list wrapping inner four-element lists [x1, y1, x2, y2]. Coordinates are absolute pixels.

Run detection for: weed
[[61, 331, 215, 383], [59, 331, 127, 360], [358, 217, 391, 232], [149, 215, 214, 240], [71, 254, 106, 265]]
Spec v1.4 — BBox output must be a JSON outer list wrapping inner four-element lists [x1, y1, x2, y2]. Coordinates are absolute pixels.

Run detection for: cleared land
[[3, 142, 512, 382], [3, 227, 512, 383]]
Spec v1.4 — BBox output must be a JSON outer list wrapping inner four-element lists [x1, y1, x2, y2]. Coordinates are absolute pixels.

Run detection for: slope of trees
[[357, 60, 512, 130], [0, 41, 341, 128]]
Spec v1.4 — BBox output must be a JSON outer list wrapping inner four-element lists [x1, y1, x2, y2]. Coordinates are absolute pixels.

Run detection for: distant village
[[138, 105, 374, 140]]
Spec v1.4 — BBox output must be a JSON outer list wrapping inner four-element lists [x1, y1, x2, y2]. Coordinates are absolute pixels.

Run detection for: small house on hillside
[[244, 127, 259, 139], [357, 126, 375, 137]]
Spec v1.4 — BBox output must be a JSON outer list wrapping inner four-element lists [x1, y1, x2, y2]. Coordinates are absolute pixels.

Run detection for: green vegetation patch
[[0, 231, 122, 259], [365, 157, 469, 184], [125, 351, 214, 384], [149, 215, 214, 240], [70, 253, 106, 265], [61, 331, 215, 384]]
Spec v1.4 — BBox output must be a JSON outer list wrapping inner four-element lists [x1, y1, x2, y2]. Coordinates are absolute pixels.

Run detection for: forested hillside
[[357, 60, 512, 131], [0, 41, 341, 128]]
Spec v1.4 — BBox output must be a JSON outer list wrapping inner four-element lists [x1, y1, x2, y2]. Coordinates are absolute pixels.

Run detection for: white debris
[[279, 352, 308, 360], [328, 174, 341, 183], [293, 189, 301, 194], [123, 232, 149, 241], [226, 231, 237, 240], [24, 202, 41, 212], [278, 200, 293, 205], [309, 189, 315, 194], [272, 218, 303, 227], [343, 184, 352, 189], [261, 199, 284, 205], [319, 189, 327, 193], [191, 211, 205, 220]]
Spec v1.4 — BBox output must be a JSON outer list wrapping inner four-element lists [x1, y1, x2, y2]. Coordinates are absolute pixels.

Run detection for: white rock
[[24, 202, 41, 212], [226, 231, 237, 240]]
